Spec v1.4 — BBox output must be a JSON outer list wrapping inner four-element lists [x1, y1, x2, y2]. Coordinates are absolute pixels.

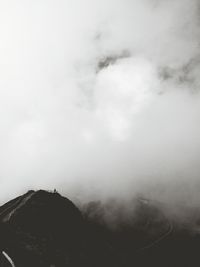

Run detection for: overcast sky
[[0, 0, 200, 205]]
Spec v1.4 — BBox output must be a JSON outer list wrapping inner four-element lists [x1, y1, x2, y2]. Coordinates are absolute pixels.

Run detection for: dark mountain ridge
[[0, 190, 200, 267]]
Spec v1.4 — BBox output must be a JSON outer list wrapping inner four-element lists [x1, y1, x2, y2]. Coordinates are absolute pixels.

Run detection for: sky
[[0, 0, 200, 205]]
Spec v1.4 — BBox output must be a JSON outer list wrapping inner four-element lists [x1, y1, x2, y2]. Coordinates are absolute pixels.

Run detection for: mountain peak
[[3, 190, 83, 233], [0, 190, 86, 267]]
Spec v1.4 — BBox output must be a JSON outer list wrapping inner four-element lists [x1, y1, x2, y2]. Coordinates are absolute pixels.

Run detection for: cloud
[[0, 0, 200, 207], [93, 57, 158, 141]]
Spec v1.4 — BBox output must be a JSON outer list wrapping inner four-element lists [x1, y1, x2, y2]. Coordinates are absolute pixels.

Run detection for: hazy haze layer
[[0, 0, 200, 205]]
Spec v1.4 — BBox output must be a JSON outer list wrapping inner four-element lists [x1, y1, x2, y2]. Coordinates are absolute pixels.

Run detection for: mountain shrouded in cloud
[[0, 0, 200, 207], [2, 189, 200, 266]]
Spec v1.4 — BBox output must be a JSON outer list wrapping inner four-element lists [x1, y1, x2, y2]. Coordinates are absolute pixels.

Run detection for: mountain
[[0, 190, 200, 266], [0, 190, 119, 267]]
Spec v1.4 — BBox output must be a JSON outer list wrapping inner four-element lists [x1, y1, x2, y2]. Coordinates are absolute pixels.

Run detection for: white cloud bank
[[0, 0, 200, 205]]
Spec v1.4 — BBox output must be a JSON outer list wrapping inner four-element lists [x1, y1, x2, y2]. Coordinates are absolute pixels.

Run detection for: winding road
[[2, 251, 15, 267], [136, 215, 173, 253]]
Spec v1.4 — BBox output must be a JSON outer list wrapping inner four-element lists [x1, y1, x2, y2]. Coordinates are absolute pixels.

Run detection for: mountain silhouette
[[0, 190, 200, 267]]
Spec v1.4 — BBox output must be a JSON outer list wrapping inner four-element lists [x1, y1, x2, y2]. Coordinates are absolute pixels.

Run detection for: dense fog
[[0, 0, 200, 210]]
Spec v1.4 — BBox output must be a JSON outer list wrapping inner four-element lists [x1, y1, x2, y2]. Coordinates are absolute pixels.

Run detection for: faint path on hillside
[[136, 217, 173, 253], [0, 191, 36, 267]]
